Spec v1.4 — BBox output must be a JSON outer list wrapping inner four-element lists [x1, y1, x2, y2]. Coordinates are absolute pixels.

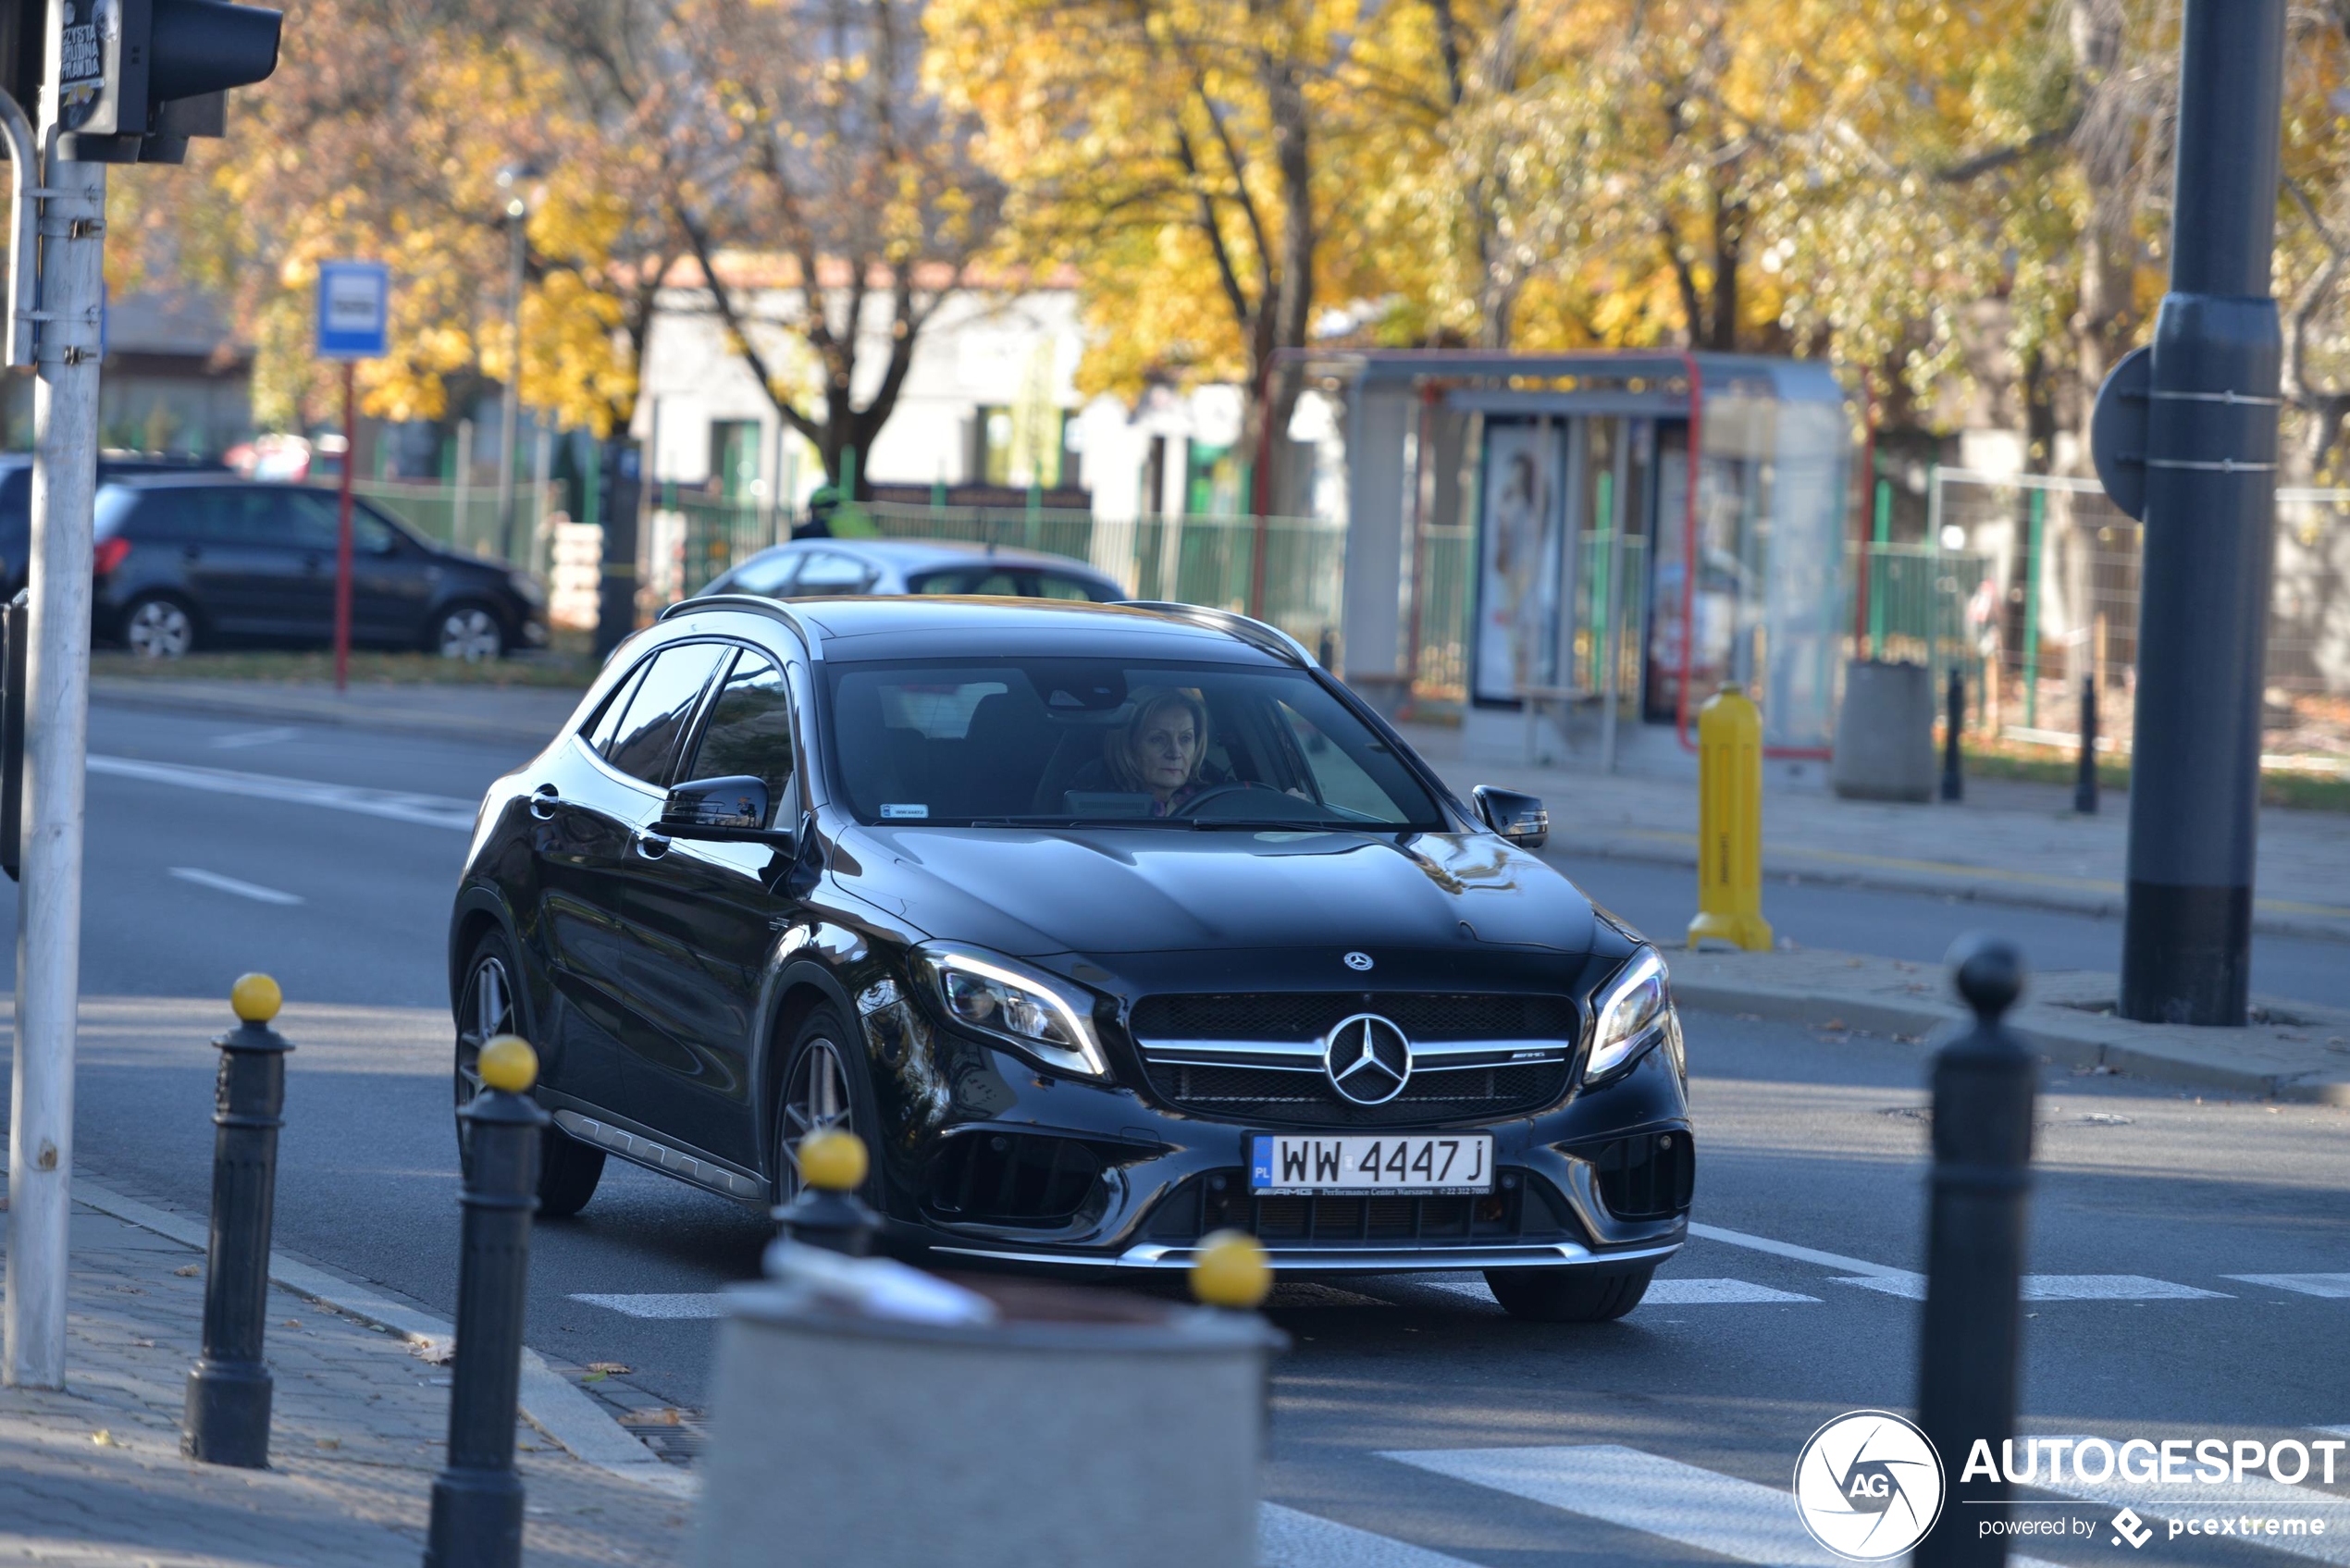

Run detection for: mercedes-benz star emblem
[[1342, 951, 1374, 971], [1323, 1013, 1412, 1105]]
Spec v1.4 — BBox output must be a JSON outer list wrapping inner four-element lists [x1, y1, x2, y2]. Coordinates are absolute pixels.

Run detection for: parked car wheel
[[122, 593, 196, 659], [1483, 1265, 1653, 1323], [454, 928, 604, 1215], [432, 601, 507, 661], [772, 1006, 876, 1207]]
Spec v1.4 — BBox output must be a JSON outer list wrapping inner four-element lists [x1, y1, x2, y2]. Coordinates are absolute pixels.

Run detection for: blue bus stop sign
[[316, 262, 390, 360]]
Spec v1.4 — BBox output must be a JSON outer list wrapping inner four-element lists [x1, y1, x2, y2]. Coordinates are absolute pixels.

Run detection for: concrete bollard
[[2074, 676, 2098, 815], [182, 973, 293, 1469], [1912, 937, 2035, 1568], [425, 1035, 548, 1568], [1688, 684, 1772, 952], [697, 1141, 1285, 1568], [1941, 666, 1965, 803]]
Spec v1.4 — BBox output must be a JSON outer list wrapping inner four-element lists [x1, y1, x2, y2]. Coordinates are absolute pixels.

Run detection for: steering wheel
[[1169, 782, 1323, 821]]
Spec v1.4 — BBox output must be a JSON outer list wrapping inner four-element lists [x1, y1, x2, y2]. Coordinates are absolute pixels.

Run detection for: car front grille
[[1132, 992, 1577, 1043], [1144, 1167, 1579, 1247], [1140, 1058, 1571, 1127]]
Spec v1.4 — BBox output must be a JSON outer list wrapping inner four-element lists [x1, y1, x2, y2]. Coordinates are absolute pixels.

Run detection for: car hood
[[834, 824, 1599, 957]]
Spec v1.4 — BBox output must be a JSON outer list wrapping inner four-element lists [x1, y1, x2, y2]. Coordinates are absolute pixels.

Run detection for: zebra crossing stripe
[[2226, 1274, 2350, 1298], [1422, 1277, 1818, 1306], [1258, 1502, 1482, 1567], [1832, 1274, 2230, 1302], [1381, 1444, 2063, 1568], [569, 1292, 731, 1319], [2027, 1438, 2350, 1565]]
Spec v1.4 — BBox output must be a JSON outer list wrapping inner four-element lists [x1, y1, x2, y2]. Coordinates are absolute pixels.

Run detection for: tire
[[453, 927, 604, 1216], [771, 1005, 879, 1208], [122, 593, 197, 659], [431, 600, 508, 661], [1483, 1265, 1653, 1323]]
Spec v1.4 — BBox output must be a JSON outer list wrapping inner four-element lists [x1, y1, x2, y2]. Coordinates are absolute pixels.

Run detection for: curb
[[67, 1171, 698, 1500], [1671, 960, 2350, 1105], [1543, 834, 2350, 948], [90, 679, 588, 748]]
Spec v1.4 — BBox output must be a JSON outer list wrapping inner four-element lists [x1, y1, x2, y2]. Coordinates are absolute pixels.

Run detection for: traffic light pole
[[2117, 0, 2286, 1027], [6, 77, 107, 1385]]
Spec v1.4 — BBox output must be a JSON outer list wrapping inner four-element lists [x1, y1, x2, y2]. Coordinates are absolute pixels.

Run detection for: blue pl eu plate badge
[[1250, 1136, 1275, 1186]]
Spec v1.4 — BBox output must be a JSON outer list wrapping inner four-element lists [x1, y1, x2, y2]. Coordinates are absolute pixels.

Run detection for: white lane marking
[[207, 725, 303, 750], [1421, 1277, 1818, 1306], [1258, 1502, 1482, 1567], [2029, 1437, 2350, 1564], [2227, 1274, 2350, 1298], [1383, 1444, 2062, 1567], [168, 867, 305, 906], [1686, 1221, 1921, 1283], [570, 1292, 732, 1320], [90, 753, 476, 832], [1833, 1274, 2230, 1302]]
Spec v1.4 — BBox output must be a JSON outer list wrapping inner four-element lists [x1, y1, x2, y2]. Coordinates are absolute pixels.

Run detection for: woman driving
[[1081, 686, 1218, 815]]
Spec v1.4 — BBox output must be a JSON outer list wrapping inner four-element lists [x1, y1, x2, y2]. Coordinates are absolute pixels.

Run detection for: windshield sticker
[[880, 803, 930, 820]]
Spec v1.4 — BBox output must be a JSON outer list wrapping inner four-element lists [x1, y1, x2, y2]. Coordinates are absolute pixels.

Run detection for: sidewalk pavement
[[1396, 722, 2350, 945], [91, 677, 589, 748], [0, 1171, 694, 1566]]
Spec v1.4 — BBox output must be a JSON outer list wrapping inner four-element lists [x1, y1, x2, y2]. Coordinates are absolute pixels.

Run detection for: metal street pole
[[7, 18, 107, 1389], [493, 207, 524, 564], [335, 362, 354, 691], [2117, 0, 2286, 1026]]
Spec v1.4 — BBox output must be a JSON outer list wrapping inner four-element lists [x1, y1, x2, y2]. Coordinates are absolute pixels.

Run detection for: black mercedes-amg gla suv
[[448, 595, 1693, 1320]]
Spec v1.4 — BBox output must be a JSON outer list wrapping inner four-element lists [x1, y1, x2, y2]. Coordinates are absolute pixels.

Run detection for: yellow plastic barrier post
[[1688, 684, 1774, 952]]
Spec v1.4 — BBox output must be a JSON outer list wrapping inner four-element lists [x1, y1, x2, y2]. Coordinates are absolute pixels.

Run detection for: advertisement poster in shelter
[[1472, 419, 1572, 705]]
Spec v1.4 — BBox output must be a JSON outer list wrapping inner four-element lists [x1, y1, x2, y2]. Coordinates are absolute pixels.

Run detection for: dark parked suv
[[0, 453, 227, 598], [93, 475, 547, 659], [449, 595, 1692, 1320]]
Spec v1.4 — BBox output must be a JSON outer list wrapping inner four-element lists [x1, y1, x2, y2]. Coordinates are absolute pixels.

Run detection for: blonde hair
[[1108, 687, 1210, 793]]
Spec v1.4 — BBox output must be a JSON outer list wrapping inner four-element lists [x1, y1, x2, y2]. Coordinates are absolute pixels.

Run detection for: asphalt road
[[5, 698, 2346, 1566]]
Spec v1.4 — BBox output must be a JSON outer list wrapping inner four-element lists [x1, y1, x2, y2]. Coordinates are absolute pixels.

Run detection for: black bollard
[[426, 1036, 548, 1568], [2074, 676, 2098, 815], [1912, 938, 2035, 1568], [1940, 667, 1964, 802], [183, 973, 294, 1469], [772, 1128, 880, 1255]]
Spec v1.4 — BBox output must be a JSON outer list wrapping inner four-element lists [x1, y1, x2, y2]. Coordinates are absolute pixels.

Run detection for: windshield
[[823, 658, 1450, 830]]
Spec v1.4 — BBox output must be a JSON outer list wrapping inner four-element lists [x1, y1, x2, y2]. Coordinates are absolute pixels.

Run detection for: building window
[[973, 405, 1079, 489], [710, 420, 761, 500]]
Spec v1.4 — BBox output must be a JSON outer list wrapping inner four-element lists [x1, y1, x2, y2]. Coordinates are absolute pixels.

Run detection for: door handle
[[631, 827, 672, 859], [528, 785, 563, 820]]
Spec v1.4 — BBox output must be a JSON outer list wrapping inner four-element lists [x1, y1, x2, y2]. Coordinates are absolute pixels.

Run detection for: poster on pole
[[315, 262, 390, 360], [1471, 419, 1571, 705]]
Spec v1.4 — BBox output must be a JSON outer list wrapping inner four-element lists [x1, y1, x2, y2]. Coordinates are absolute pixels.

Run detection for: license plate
[[1248, 1133, 1493, 1195]]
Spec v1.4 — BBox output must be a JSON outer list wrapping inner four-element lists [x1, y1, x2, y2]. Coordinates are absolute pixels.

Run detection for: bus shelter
[[1300, 350, 1852, 767]]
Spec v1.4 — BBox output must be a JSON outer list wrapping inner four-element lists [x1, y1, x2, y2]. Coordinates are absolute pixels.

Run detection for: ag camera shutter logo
[[1792, 1410, 1946, 1561]]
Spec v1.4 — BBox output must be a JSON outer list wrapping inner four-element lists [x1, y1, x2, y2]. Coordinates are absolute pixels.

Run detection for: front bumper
[[934, 1237, 1684, 1275]]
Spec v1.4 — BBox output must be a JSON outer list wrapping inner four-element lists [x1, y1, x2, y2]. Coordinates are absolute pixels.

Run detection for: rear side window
[[604, 643, 729, 784], [582, 661, 651, 759], [139, 487, 279, 543], [789, 549, 872, 595]]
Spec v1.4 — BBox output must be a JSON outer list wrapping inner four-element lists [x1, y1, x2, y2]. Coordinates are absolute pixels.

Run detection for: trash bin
[[693, 1255, 1287, 1568], [1832, 659, 1936, 802]]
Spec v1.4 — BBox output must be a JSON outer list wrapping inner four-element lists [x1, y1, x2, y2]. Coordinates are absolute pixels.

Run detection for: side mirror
[[661, 775, 792, 845], [1473, 784, 1548, 850]]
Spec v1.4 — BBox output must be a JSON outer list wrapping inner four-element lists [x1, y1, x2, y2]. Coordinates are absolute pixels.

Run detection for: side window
[[728, 550, 799, 597], [1033, 574, 1097, 601], [682, 653, 796, 820], [278, 490, 344, 550], [789, 549, 871, 595], [605, 644, 729, 784], [177, 488, 283, 544], [352, 512, 397, 554], [582, 660, 651, 759]]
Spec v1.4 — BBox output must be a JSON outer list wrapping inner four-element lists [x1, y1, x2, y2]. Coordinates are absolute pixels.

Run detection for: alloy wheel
[[453, 952, 514, 1154], [438, 607, 501, 661], [126, 599, 192, 659], [775, 1036, 854, 1204]]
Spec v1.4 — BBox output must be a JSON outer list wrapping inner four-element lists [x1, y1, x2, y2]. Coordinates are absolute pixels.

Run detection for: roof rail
[[657, 593, 815, 648], [1114, 601, 1315, 667]]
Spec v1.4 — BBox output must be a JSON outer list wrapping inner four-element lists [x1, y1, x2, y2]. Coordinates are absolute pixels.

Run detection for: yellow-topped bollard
[[1688, 684, 1774, 953], [796, 1127, 869, 1193], [229, 972, 281, 1024], [1190, 1228, 1271, 1310], [476, 1034, 538, 1094]]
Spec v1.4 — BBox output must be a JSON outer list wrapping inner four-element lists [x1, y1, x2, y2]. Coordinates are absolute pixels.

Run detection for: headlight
[[1586, 946, 1683, 1083], [909, 945, 1108, 1080]]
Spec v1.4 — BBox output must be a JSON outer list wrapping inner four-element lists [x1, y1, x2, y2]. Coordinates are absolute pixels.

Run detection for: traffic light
[[55, 0, 282, 164]]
